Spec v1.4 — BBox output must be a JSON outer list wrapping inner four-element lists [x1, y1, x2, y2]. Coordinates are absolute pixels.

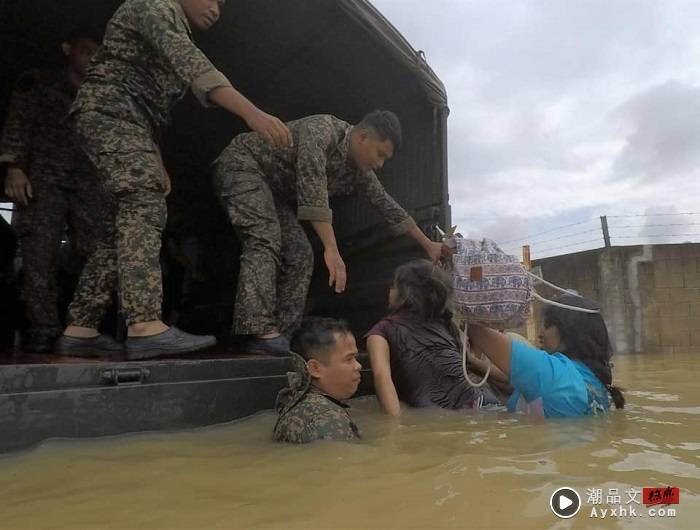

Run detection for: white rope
[[531, 292, 601, 314], [460, 322, 491, 388], [527, 271, 601, 314], [527, 271, 582, 296]]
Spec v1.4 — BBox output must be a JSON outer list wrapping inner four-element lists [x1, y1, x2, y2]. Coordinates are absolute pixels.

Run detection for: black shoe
[[125, 327, 216, 360], [245, 335, 290, 356], [55, 334, 124, 357]]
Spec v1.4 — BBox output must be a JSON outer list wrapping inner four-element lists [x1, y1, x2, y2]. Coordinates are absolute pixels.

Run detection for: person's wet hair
[[359, 109, 402, 150], [390, 259, 454, 323], [291, 317, 353, 363], [543, 294, 625, 409]]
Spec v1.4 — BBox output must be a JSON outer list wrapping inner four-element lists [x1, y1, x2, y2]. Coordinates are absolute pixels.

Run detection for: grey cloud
[[612, 81, 700, 181], [373, 0, 700, 251]]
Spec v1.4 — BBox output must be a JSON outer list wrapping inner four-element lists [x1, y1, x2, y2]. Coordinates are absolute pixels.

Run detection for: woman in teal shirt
[[468, 293, 625, 417]]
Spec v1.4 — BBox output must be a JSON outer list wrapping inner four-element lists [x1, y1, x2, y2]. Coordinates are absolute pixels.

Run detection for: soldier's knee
[[243, 231, 283, 258]]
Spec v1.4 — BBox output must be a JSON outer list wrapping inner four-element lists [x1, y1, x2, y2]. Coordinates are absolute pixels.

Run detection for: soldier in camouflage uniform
[[59, 0, 292, 358], [213, 110, 448, 354], [274, 318, 361, 444], [0, 29, 101, 353]]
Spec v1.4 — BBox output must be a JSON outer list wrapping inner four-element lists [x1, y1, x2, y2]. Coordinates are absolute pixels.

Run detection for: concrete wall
[[529, 243, 700, 354]]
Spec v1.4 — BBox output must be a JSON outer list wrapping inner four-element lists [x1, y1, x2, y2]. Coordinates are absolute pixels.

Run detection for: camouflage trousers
[[213, 164, 314, 336], [15, 178, 102, 339], [67, 111, 167, 327]]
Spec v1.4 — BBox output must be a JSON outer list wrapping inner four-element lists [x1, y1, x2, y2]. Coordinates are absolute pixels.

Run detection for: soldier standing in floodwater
[[213, 111, 449, 354], [56, 0, 292, 359], [274, 318, 361, 444], [0, 29, 101, 353]]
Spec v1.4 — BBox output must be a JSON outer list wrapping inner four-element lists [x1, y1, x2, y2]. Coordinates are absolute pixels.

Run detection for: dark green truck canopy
[[0, 0, 451, 452]]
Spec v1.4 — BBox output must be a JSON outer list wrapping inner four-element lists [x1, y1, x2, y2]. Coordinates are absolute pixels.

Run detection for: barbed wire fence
[[4, 201, 700, 258], [499, 212, 700, 259]]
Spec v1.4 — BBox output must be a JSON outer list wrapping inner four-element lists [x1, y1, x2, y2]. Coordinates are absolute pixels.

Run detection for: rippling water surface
[[1, 353, 698, 529]]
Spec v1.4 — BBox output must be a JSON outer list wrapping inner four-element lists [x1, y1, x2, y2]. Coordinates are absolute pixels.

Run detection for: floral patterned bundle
[[448, 237, 532, 329]]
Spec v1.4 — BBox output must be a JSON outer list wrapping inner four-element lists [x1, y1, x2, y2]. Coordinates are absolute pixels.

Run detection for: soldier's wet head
[[293, 318, 362, 401], [179, 0, 225, 31], [348, 110, 402, 173], [273, 318, 362, 443]]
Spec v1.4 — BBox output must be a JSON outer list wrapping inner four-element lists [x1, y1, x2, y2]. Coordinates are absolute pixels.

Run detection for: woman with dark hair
[[468, 293, 625, 417], [366, 260, 506, 416]]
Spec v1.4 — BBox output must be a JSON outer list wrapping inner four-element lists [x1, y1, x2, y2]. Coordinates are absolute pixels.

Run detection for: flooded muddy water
[[1, 352, 698, 529]]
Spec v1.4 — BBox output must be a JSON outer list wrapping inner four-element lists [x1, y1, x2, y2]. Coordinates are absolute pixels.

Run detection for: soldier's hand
[[424, 241, 449, 263], [245, 109, 293, 149], [324, 247, 347, 293], [440, 241, 455, 259], [5, 167, 32, 206], [162, 168, 171, 197], [155, 152, 171, 197]]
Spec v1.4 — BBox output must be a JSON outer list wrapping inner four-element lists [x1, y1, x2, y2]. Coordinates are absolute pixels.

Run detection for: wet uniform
[[273, 353, 360, 443], [67, 0, 232, 327], [214, 114, 416, 336]]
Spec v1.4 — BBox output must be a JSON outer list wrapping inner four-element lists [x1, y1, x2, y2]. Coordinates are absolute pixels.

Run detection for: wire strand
[[498, 218, 597, 245], [609, 223, 700, 229], [504, 227, 601, 250], [607, 212, 700, 218], [535, 238, 603, 254], [612, 233, 700, 239]]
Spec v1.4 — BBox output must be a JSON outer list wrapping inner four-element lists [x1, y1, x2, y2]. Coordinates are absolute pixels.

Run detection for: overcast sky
[[373, 0, 700, 257]]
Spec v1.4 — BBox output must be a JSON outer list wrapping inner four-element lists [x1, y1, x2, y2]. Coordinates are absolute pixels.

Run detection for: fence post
[[600, 215, 611, 247], [522, 245, 537, 343]]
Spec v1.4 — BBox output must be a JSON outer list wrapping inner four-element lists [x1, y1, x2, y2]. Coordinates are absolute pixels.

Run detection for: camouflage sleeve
[[0, 72, 40, 171], [308, 408, 361, 442], [357, 171, 416, 235], [295, 117, 335, 223], [138, 2, 231, 107]]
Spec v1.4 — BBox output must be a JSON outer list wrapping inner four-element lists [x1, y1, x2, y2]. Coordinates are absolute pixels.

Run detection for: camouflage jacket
[[216, 114, 417, 232], [72, 0, 231, 139], [273, 353, 360, 444], [0, 69, 90, 188]]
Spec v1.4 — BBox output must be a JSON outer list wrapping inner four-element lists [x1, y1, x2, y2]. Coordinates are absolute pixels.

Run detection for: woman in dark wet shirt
[[366, 259, 507, 416]]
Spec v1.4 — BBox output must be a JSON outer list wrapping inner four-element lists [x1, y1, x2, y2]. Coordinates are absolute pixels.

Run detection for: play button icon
[[559, 496, 574, 510], [550, 487, 581, 518]]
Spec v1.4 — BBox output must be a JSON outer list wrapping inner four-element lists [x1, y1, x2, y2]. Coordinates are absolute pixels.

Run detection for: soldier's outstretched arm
[[310, 221, 346, 293], [140, 2, 227, 100], [207, 87, 292, 149], [405, 224, 450, 263], [138, 3, 291, 149], [357, 171, 449, 262]]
